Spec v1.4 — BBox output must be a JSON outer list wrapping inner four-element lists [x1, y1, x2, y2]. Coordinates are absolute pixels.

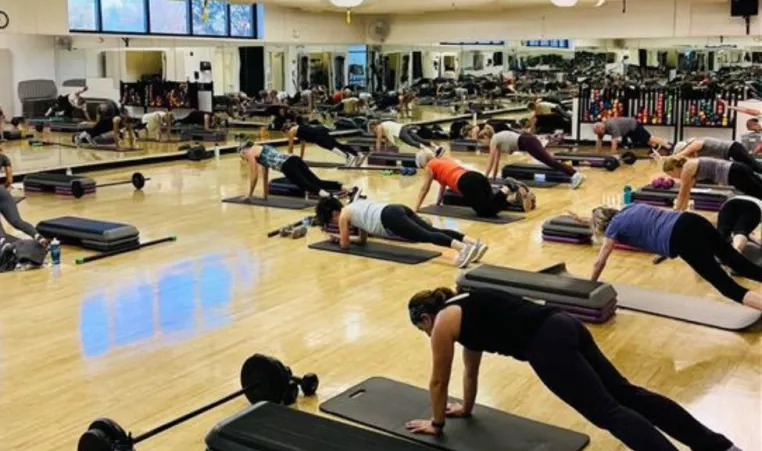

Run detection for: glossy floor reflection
[[0, 127, 759, 451]]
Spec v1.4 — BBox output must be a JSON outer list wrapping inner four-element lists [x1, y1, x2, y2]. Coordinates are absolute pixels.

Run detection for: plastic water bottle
[[214, 143, 220, 160], [50, 238, 61, 265], [302, 216, 312, 228], [534, 173, 546, 183], [623, 185, 633, 205]]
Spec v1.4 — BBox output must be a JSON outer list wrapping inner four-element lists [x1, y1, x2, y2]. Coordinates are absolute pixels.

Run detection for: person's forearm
[[591, 260, 606, 282], [248, 178, 258, 197], [595, 138, 602, 152], [462, 374, 478, 414], [674, 194, 690, 211], [429, 381, 448, 424], [610, 140, 618, 153], [376, 136, 382, 151], [436, 185, 446, 204], [415, 188, 429, 211]]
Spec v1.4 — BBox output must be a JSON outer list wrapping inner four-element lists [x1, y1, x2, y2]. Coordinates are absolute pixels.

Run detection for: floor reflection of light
[[114, 284, 155, 346], [343, 311, 363, 343], [80, 293, 111, 358], [199, 255, 233, 329], [158, 262, 196, 334]]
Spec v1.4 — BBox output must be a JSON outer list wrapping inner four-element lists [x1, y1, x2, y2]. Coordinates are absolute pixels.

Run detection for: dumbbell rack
[[676, 87, 745, 140]]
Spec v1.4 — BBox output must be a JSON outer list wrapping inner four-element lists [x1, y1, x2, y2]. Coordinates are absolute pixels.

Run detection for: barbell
[[71, 172, 148, 199], [77, 354, 319, 451]]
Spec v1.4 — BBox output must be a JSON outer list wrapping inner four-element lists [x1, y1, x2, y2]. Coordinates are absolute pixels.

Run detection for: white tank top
[[381, 121, 403, 143], [347, 200, 390, 237]]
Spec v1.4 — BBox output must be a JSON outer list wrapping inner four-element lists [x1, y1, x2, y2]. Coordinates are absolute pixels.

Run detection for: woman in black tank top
[[405, 288, 735, 451]]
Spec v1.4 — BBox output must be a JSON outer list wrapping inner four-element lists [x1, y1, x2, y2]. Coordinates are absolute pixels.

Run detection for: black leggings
[[456, 171, 507, 218], [399, 126, 431, 148], [717, 198, 761, 240], [727, 141, 762, 174], [52, 95, 74, 117], [380, 204, 464, 247], [280, 157, 341, 196], [527, 313, 732, 451], [175, 110, 206, 126], [728, 162, 762, 200], [310, 130, 359, 156], [518, 134, 576, 177], [670, 212, 762, 302], [0, 188, 37, 239]]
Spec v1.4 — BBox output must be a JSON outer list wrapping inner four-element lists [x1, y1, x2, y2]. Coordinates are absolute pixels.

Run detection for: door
[[271, 52, 284, 91]]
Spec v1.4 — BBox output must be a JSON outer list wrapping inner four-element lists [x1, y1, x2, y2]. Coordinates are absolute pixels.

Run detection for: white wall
[[0, 34, 57, 116], [0, 0, 68, 35], [263, 4, 366, 44], [377, 0, 760, 43]]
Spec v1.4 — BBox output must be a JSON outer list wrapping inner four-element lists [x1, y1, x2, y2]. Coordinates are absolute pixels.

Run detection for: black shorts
[[717, 198, 761, 240], [624, 124, 652, 147]]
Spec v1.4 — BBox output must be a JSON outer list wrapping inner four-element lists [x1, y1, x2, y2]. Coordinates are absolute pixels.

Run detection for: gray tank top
[[347, 200, 391, 237], [696, 157, 731, 186], [699, 138, 732, 159]]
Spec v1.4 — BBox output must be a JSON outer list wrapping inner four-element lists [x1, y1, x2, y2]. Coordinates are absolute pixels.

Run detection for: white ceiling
[[252, 0, 609, 14]]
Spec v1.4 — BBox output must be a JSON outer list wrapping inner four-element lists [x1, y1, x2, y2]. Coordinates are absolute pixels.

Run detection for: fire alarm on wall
[[0, 11, 9, 30]]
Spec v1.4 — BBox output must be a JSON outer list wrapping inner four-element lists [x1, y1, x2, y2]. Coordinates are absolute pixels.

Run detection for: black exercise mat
[[419, 205, 524, 224], [320, 377, 589, 451], [309, 240, 441, 264], [206, 401, 431, 451], [489, 178, 558, 189], [222, 195, 315, 210]]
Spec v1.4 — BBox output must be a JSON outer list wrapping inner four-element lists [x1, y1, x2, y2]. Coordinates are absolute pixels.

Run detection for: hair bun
[[432, 287, 455, 307]]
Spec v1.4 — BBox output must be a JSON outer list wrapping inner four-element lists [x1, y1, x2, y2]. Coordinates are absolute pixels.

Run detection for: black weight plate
[[301, 373, 319, 396], [88, 418, 129, 445], [71, 180, 85, 198], [77, 429, 113, 451], [131, 173, 145, 190], [240, 354, 289, 404], [620, 152, 637, 165], [603, 159, 619, 172], [284, 381, 299, 405]]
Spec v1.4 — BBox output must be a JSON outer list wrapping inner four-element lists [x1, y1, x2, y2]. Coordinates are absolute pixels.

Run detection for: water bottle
[[214, 143, 220, 160], [623, 185, 633, 205], [534, 173, 546, 183], [302, 216, 312, 228], [50, 238, 61, 265]]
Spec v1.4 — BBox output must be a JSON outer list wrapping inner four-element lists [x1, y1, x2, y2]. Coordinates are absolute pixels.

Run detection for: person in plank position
[[174, 110, 218, 131], [314, 196, 488, 268], [284, 122, 364, 166], [479, 128, 584, 189], [661, 156, 762, 208], [73, 112, 135, 150], [369, 120, 444, 156], [671, 137, 762, 174], [138, 110, 173, 142], [593, 117, 670, 154], [405, 287, 741, 451], [573, 203, 762, 311], [238, 141, 353, 200], [0, 150, 47, 245], [414, 152, 535, 216], [45, 86, 92, 121]]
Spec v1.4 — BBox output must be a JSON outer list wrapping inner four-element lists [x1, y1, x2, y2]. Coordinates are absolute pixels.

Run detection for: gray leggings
[[0, 188, 37, 239]]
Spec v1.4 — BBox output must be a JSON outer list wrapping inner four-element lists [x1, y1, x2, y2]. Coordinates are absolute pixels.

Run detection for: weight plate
[[284, 381, 299, 405], [300, 373, 319, 396], [240, 354, 289, 404], [77, 429, 113, 451], [0, 11, 8, 30], [620, 152, 637, 165], [71, 180, 85, 199], [131, 173, 146, 190]]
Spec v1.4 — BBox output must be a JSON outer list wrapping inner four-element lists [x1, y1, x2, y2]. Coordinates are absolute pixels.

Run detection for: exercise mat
[[308, 240, 441, 265], [223, 195, 315, 210], [320, 377, 590, 451], [419, 205, 524, 224]]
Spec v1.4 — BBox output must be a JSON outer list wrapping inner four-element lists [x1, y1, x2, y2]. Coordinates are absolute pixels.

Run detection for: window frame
[[68, 0, 258, 40]]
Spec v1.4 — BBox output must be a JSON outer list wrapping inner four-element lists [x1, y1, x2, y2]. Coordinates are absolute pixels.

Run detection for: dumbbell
[[77, 354, 318, 451], [285, 366, 320, 396], [71, 172, 148, 199]]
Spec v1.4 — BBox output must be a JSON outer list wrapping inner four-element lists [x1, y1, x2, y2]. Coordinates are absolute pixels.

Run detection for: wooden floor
[[1, 113, 760, 451]]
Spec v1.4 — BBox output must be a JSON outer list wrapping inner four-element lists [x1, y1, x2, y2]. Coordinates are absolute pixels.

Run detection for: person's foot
[[355, 153, 368, 167], [318, 189, 331, 198], [454, 243, 478, 269], [472, 241, 489, 263], [346, 155, 356, 167], [73, 134, 82, 146], [571, 172, 584, 190], [434, 146, 445, 158]]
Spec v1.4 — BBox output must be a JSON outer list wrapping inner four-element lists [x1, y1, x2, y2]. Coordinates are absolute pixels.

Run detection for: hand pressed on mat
[[405, 418, 441, 435]]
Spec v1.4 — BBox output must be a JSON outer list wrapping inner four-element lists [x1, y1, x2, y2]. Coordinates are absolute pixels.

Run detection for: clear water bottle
[[50, 238, 61, 265], [623, 185, 633, 205], [302, 216, 312, 227]]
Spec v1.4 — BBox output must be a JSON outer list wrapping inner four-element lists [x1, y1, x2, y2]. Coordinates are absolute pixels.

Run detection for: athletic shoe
[[455, 243, 478, 269], [346, 155, 356, 167], [73, 133, 82, 146], [349, 186, 363, 203], [472, 241, 489, 263], [355, 153, 368, 167], [571, 172, 584, 190], [434, 146, 445, 158]]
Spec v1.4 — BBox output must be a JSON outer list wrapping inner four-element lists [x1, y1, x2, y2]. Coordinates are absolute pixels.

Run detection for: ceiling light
[[550, 0, 578, 6], [330, 0, 364, 7]]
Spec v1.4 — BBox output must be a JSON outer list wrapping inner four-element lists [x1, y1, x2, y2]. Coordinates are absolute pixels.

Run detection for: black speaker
[[638, 49, 647, 68], [732, 0, 758, 17]]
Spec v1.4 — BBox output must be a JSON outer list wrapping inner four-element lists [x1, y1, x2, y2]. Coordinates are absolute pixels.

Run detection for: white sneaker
[[346, 155, 356, 167], [455, 243, 478, 269], [472, 241, 489, 263], [571, 172, 584, 190], [355, 153, 368, 167]]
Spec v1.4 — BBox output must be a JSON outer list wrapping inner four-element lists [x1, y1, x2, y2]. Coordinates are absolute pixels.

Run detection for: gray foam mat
[[304, 160, 345, 168], [222, 196, 315, 210], [206, 401, 431, 451], [320, 377, 589, 451], [419, 205, 524, 224], [308, 240, 441, 264]]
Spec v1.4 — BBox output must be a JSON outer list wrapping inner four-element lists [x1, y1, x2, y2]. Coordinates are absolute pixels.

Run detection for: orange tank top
[[429, 157, 468, 193]]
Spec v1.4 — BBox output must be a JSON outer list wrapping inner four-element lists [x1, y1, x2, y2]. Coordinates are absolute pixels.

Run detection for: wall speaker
[[732, 0, 758, 17]]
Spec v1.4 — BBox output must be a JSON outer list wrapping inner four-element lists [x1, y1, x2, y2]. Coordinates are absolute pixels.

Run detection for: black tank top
[[296, 124, 327, 142], [451, 289, 558, 361]]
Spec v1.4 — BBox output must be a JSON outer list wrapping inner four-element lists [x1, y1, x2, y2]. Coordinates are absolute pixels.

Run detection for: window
[[192, 0, 228, 36], [69, 0, 98, 31], [229, 4, 253, 38], [101, 0, 147, 33], [149, 0, 189, 34]]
